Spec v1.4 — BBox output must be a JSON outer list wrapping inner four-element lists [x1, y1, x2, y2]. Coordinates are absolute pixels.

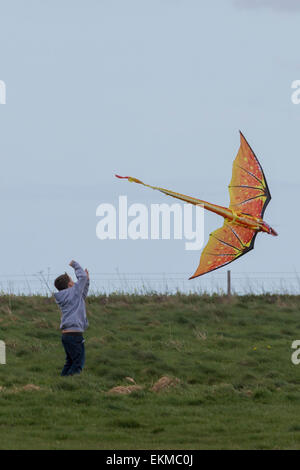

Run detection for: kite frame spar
[[116, 131, 277, 279]]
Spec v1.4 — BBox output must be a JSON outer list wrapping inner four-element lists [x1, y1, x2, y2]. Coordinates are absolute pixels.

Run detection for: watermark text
[[0, 341, 6, 364], [0, 80, 6, 104], [291, 80, 300, 104], [96, 196, 204, 251]]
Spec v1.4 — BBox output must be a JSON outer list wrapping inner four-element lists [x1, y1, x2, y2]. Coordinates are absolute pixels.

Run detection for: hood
[[54, 288, 71, 306]]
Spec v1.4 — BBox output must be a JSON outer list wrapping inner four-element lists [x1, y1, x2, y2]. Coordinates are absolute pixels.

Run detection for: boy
[[54, 260, 89, 376]]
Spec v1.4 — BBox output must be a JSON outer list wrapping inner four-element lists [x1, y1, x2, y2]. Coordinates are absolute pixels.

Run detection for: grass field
[[1, 293, 300, 449]]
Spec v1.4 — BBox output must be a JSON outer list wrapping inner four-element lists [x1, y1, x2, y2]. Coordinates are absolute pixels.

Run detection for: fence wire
[[0, 271, 299, 296]]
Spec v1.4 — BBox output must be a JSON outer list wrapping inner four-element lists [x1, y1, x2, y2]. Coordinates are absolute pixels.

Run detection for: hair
[[54, 273, 70, 291]]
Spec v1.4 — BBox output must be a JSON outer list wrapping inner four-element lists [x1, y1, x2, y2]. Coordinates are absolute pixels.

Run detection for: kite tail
[[115, 174, 233, 220], [115, 174, 204, 206], [115, 175, 144, 185]]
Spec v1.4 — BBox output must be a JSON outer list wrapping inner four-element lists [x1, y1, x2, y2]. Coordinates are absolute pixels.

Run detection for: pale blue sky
[[0, 1, 299, 290]]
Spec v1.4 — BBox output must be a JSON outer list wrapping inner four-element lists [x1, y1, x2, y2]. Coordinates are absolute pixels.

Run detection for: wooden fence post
[[227, 270, 231, 296]]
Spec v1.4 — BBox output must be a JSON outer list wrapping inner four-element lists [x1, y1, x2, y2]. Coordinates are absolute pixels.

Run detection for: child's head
[[54, 273, 74, 291]]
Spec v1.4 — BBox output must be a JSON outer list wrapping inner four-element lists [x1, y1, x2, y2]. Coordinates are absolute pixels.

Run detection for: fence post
[[0, 341, 6, 364], [227, 270, 231, 296]]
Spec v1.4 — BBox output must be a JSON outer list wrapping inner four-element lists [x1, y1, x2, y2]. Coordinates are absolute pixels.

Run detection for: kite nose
[[270, 227, 278, 236], [263, 222, 277, 236]]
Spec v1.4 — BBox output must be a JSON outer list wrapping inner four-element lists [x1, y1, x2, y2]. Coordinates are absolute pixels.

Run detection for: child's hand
[[85, 269, 89, 280]]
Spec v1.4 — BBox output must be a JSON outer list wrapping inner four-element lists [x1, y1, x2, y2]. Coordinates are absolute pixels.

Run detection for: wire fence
[[0, 271, 299, 296]]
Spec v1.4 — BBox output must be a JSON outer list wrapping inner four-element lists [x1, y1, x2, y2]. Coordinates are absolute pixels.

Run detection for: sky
[[0, 0, 299, 293]]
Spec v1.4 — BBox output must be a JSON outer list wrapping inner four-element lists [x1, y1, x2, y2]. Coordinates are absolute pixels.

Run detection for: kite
[[116, 132, 277, 279]]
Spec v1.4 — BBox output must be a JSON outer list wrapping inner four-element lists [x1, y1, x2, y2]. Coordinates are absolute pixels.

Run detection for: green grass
[[1, 293, 300, 449]]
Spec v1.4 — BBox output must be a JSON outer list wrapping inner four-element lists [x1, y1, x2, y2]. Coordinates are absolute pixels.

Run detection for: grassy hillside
[[1, 293, 300, 449]]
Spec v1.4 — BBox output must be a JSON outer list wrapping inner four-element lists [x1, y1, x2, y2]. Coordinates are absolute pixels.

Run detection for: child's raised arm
[[83, 269, 90, 299], [69, 260, 88, 294]]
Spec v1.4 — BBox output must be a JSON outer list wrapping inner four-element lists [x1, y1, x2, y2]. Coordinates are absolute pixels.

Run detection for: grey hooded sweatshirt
[[54, 261, 89, 332]]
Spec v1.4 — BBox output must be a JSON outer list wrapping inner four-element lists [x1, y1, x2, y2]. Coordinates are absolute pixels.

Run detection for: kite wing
[[189, 220, 257, 279], [229, 132, 271, 218]]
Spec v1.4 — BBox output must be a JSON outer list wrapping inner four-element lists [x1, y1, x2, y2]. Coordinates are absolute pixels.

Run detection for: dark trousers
[[61, 334, 85, 376]]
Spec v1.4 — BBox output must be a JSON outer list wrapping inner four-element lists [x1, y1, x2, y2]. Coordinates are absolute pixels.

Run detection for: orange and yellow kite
[[116, 132, 277, 279]]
